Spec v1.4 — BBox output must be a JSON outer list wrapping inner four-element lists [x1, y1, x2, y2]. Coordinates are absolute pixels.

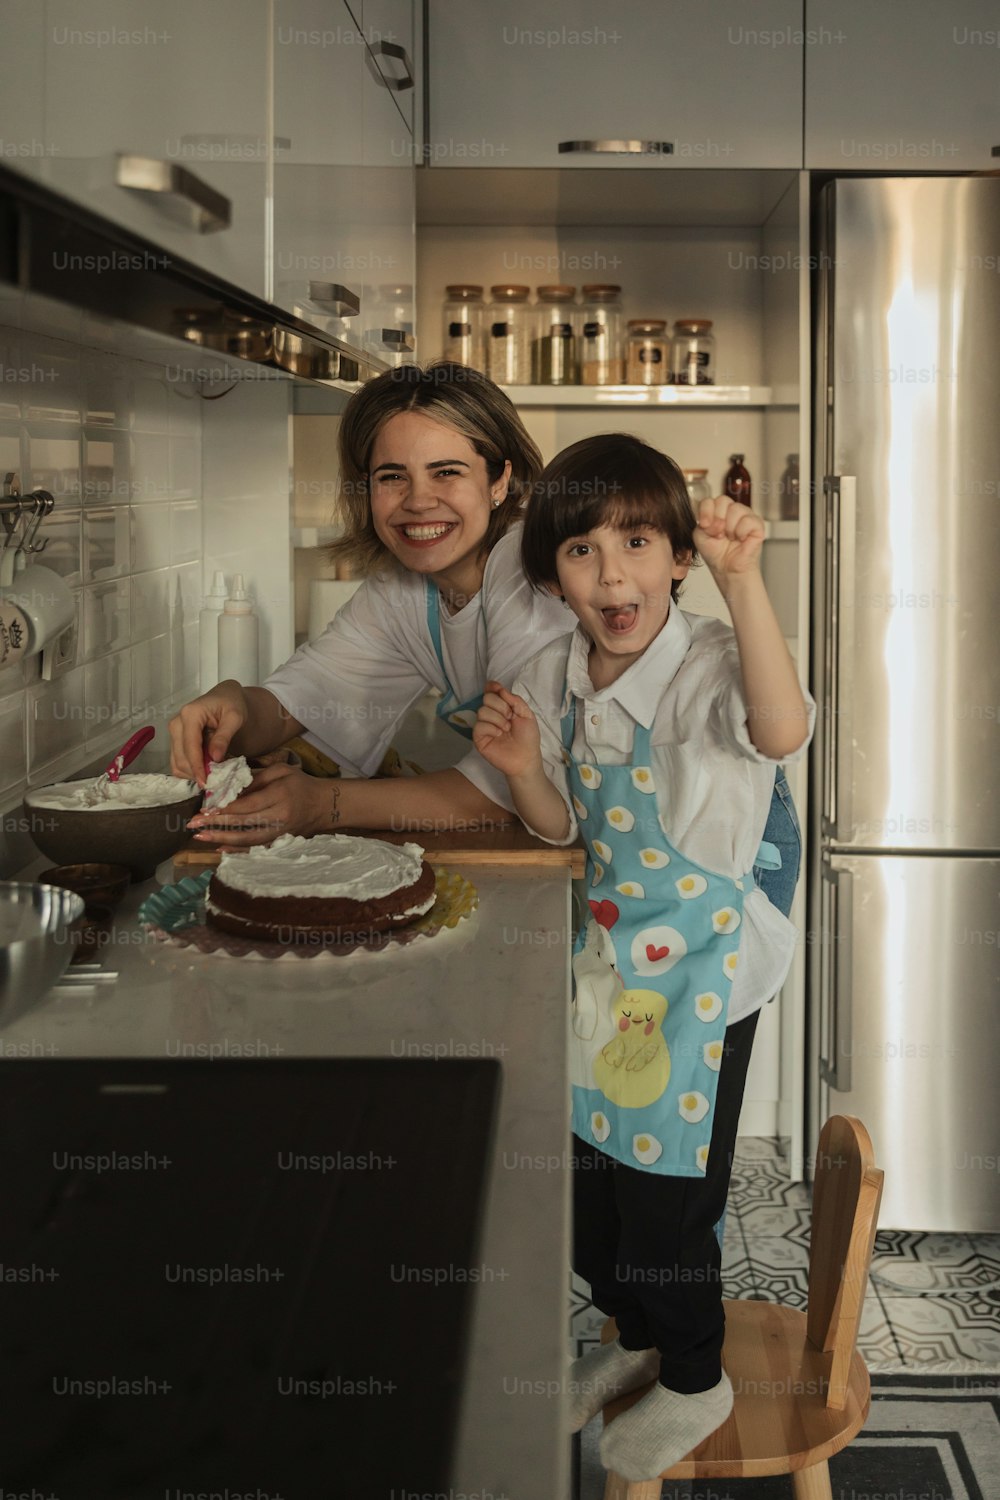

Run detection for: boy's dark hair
[[521, 433, 698, 602]]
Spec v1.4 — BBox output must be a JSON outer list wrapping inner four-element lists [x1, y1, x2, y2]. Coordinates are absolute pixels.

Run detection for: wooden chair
[[599, 1114, 885, 1500]]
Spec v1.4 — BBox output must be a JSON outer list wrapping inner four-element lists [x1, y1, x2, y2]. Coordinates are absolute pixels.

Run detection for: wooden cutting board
[[173, 824, 585, 879]]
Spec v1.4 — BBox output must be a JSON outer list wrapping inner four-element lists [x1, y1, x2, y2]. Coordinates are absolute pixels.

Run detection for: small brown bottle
[[724, 453, 752, 507]]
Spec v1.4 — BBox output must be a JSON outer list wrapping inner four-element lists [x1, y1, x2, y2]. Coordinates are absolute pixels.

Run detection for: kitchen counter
[[0, 859, 574, 1500]]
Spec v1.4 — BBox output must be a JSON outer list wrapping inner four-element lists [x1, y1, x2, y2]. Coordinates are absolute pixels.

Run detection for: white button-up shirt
[[508, 605, 816, 1022], [263, 525, 573, 802]]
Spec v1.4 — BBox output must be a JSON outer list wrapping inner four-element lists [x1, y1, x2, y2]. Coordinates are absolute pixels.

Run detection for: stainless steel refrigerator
[[809, 176, 1000, 1232]]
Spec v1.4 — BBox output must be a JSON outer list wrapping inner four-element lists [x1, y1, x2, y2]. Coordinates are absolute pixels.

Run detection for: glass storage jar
[[580, 284, 625, 385], [681, 469, 713, 508], [367, 283, 415, 366], [626, 319, 669, 385], [533, 285, 578, 384], [442, 285, 486, 370], [670, 319, 715, 385], [487, 285, 532, 385]]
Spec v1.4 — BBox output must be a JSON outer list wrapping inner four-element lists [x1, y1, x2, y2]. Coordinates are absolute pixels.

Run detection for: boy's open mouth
[[601, 603, 639, 633]]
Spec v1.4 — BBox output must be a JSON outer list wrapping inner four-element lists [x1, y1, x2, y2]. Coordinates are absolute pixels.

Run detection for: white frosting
[[27, 773, 198, 811], [214, 832, 433, 905], [203, 755, 254, 812]]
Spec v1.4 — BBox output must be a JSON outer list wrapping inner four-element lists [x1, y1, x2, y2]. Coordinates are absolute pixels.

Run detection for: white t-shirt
[[263, 525, 574, 803], [505, 606, 817, 1022]]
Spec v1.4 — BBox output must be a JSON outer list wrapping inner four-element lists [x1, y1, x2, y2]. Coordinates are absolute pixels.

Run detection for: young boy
[[473, 434, 814, 1482]]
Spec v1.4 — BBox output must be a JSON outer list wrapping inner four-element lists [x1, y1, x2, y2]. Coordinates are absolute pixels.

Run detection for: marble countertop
[[0, 859, 575, 1499]]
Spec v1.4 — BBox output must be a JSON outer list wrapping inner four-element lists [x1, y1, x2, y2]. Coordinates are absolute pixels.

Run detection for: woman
[[170, 362, 799, 918], [170, 363, 572, 842]]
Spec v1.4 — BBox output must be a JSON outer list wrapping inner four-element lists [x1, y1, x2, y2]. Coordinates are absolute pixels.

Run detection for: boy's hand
[[473, 680, 543, 779], [694, 496, 765, 588]]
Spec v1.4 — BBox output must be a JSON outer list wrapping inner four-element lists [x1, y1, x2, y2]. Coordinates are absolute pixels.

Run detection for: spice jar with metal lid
[[487, 285, 532, 385], [670, 319, 715, 385], [580, 284, 625, 385], [681, 468, 713, 508], [626, 319, 669, 385], [443, 285, 486, 370], [533, 285, 579, 385]]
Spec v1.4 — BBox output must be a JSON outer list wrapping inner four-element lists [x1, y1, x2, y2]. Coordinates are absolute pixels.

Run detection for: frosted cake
[[205, 833, 436, 946]]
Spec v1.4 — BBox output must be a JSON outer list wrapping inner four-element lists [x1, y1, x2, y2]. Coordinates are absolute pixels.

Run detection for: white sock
[[599, 1370, 734, 1480], [566, 1339, 659, 1433]]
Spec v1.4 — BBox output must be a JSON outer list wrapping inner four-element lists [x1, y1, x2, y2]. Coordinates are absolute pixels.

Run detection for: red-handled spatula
[[99, 725, 156, 786]]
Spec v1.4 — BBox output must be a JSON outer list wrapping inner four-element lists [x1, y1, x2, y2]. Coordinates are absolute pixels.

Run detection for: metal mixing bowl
[[0, 882, 86, 1026]]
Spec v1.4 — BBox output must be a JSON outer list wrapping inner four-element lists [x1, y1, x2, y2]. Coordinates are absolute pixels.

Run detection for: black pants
[[572, 1008, 760, 1394]]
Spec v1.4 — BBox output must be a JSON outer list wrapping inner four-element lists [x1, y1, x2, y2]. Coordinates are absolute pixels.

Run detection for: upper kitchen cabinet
[[40, 0, 270, 296], [346, 0, 418, 135], [272, 0, 414, 355], [805, 0, 1000, 171], [358, 6, 416, 359], [272, 0, 366, 328], [425, 0, 804, 169]]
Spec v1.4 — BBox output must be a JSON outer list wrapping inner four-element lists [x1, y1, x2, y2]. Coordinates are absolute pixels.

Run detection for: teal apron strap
[[424, 579, 446, 678], [753, 840, 782, 871]]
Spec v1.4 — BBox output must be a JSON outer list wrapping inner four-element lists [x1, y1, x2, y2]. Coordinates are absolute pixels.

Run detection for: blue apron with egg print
[[563, 701, 750, 1178], [425, 581, 483, 739]]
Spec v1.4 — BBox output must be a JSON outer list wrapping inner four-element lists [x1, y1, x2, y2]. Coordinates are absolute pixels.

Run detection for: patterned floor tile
[[881, 1288, 1000, 1367], [744, 1237, 810, 1309], [969, 1234, 1000, 1275], [856, 1290, 905, 1368], [726, 1156, 792, 1208], [720, 1252, 758, 1302], [738, 1194, 812, 1247], [875, 1229, 977, 1263], [732, 1135, 789, 1162]]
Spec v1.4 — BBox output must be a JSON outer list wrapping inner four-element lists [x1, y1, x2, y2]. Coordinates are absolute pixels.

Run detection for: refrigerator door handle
[[822, 475, 856, 841], [819, 862, 853, 1092]]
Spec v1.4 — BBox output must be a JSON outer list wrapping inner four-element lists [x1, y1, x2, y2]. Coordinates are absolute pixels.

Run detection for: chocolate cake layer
[[205, 857, 436, 945]]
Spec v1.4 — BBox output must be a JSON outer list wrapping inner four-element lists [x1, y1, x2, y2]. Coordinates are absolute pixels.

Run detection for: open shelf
[[500, 384, 796, 408]]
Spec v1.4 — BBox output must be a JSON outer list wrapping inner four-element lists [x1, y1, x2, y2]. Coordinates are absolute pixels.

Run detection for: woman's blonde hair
[[329, 362, 543, 575]]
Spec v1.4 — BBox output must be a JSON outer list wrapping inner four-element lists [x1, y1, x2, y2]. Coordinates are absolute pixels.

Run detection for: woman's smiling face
[[368, 411, 510, 605]]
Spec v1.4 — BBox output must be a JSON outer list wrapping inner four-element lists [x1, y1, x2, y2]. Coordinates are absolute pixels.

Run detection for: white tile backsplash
[[0, 693, 27, 796], [131, 633, 172, 716], [170, 500, 201, 564], [131, 566, 172, 642], [130, 432, 172, 503], [131, 368, 172, 434], [0, 327, 207, 824], [84, 579, 131, 660], [83, 428, 130, 505], [26, 424, 82, 502], [131, 502, 171, 573], [28, 664, 86, 778], [84, 651, 131, 740], [83, 352, 132, 430], [85, 505, 131, 581], [170, 436, 201, 500]]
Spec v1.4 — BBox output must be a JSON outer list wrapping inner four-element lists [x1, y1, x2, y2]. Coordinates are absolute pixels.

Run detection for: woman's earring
[[491, 497, 502, 509]]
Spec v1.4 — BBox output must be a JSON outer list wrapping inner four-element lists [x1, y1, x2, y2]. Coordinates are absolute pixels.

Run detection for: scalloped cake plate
[[138, 867, 479, 961]]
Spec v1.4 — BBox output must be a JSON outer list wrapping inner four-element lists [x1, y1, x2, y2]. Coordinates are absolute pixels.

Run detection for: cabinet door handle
[[372, 329, 415, 352], [365, 40, 415, 92], [558, 140, 673, 156], [115, 155, 231, 233], [307, 282, 361, 316]]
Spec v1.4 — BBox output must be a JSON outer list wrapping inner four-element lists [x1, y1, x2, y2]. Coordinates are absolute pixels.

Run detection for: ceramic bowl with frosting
[[25, 773, 202, 881]]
